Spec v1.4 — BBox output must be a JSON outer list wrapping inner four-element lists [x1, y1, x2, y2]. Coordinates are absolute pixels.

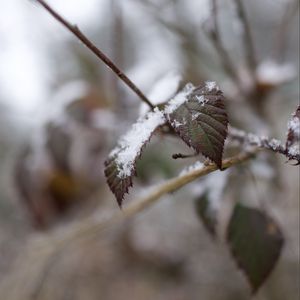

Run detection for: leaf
[[104, 108, 166, 206], [46, 122, 72, 173], [227, 203, 284, 293], [285, 106, 300, 158], [166, 81, 228, 168], [194, 193, 217, 237]]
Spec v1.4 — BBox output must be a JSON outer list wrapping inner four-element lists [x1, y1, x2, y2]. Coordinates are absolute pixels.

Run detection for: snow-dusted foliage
[[105, 83, 196, 205], [105, 81, 229, 205]]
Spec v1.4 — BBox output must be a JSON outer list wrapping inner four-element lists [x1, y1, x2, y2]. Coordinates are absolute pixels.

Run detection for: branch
[[228, 126, 300, 163], [208, 0, 240, 83], [274, 0, 299, 63], [233, 0, 257, 76], [33, 150, 257, 253], [34, 0, 154, 109]]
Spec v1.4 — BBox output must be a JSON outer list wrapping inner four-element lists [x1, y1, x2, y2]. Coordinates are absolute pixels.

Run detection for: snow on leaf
[[227, 204, 284, 294], [286, 106, 300, 152], [104, 108, 166, 206], [166, 82, 228, 168]]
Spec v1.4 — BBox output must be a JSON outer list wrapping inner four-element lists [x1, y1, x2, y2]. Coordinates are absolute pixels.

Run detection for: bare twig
[[34, 0, 154, 109], [233, 0, 257, 76], [26, 151, 257, 297], [208, 0, 240, 83], [33, 150, 257, 254], [274, 0, 299, 62]]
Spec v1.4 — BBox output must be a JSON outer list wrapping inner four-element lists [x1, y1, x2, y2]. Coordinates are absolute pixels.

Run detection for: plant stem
[[209, 0, 240, 83], [34, 150, 257, 252], [35, 0, 154, 109], [233, 0, 257, 76]]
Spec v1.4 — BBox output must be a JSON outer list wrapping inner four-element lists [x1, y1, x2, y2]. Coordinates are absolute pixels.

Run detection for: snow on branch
[[286, 106, 300, 159], [229, 125, 300, 164]]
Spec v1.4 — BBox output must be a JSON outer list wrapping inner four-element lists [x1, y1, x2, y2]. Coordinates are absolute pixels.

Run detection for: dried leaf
[[104, 108, 166, 206], [167, 81, 228, 168], [227, 204, 284, 293]]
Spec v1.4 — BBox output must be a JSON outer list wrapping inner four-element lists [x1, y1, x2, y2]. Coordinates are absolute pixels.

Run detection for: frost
[[288, 144, 300, 156], [179, 161, 204, 176], [256, 60, 296, 85], [172, 119, 182, 128], [110, 108, 165, 178], [195, 95, 208, 106], [192, 112, 201, 121], [268, 138, 282, 151], [205, 81, 219, 91], [287, 116, 300, 138], [164, 83, 195, 114]]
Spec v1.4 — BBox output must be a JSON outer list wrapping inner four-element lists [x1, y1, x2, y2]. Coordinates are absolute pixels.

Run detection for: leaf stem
[[34, 0, 155, 109]]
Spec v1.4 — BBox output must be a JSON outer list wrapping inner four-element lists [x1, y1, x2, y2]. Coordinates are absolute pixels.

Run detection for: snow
[[205, 81, 219, 91], [110, 82, 195, 179], [179, 161, 204, 176], [192, 112, 201, 121], [288, 144, 300, 156], [172, 119, 182, 128], [195, 95, 208, 106], [268, 138, 282, 151], [256, 60, 296, 85], [110, 108, 165, 178], [228, 126, 284, 152], [164, 83, 195, 114], [287, 115, 300, 138]]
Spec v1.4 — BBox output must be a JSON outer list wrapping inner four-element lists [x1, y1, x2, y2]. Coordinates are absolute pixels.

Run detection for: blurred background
[[0, 0, 299, 299]]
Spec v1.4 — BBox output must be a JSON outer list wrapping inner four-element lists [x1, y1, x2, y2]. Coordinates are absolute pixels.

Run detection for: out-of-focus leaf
[[227, 203, 284, 293], [46, 123, 72, 172], [104, 108, 166, 206], [194, 193, 217, 237], [167, 82, 228, 168]]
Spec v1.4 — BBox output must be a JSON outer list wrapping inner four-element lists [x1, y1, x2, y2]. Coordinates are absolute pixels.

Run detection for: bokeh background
[[0, 0, 299, 299]]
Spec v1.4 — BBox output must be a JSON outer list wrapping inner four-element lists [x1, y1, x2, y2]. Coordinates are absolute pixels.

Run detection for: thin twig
[[34, 0, 154, 109], [208, 0, 240, 83], [25, 150, 257, 296], [274, 0, 299, 62], [33, 150, 257, 253], [228, 126, 300, 163], [233, 0, 257, 76]]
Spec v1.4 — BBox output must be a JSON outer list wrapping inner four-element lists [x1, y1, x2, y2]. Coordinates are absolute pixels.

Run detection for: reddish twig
[[34, 0, 154, 109]]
